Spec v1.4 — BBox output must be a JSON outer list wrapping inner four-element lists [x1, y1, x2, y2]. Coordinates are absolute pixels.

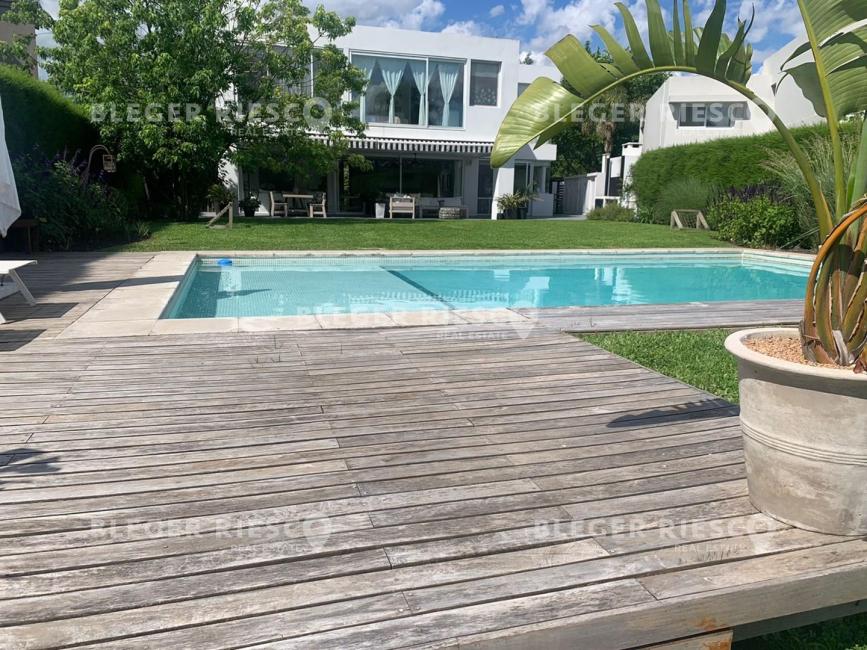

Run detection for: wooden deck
[[1, 253, 865, 649]]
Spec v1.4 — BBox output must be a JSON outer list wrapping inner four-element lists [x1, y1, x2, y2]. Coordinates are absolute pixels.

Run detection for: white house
[[561, 38, 824, 214], [235, 25, 560, 219], [641, 39, 821, 152]]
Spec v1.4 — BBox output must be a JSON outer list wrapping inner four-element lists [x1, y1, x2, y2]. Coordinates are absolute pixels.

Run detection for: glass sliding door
[[532, 165, 548, 193], [514, 163, 529, 194], [477, 160, 494, 216], [401, 158, 462, 197]]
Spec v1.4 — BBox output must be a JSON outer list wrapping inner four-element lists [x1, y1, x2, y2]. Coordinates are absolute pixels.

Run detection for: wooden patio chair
[[389, 195, 416, 219], [308, 193, 327, 219], [269, 191, 289, 218]]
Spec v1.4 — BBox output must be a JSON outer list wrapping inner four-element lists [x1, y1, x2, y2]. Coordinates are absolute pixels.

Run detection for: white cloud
[[441, 20, 486, 36], [520, 0, 620, 53], [314, 0, 444, 30], [734, 0, 804, 44], [380, 0, 445, 29], [517, 0, 549, 26], [514, 0, 798, 69], [489, 4, 506, 17]]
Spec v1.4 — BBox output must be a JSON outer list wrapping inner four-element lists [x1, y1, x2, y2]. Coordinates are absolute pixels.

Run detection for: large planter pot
[[725, 328, 867, 535]]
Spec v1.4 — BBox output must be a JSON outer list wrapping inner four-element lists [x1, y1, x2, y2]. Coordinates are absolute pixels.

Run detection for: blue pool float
[[217, 258, 233, 267]]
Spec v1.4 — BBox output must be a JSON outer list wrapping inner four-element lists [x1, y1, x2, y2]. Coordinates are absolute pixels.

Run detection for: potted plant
[[492, 0, 867, 534], [238, 195, 260, 219], [496, 192, 530, 219], [519, 187, 539, 219], [206, 183, 234, 212]]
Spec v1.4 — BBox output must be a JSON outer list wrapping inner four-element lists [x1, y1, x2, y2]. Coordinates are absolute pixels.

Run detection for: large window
[[428, 59, 464, 127], [470, 61, 500, 106], [353, 54, 465, 128], [477, 160, 494, 215], [673, 102, 747, 128]]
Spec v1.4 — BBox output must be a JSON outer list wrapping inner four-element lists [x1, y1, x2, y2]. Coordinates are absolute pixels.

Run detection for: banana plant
[[493, 0, 867, 371]]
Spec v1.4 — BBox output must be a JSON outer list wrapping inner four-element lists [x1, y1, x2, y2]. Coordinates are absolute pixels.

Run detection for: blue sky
[[37, 0, 806, 66], [313, 0, 805, 65]]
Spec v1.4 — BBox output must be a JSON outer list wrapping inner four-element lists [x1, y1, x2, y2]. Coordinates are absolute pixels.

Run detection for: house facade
[[641, 39, 821, 152], [560, 38, 824, 215], [236, 25, 560, 219]]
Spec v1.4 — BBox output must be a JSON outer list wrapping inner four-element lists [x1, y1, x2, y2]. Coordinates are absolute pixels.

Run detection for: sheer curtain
[[437, 62, 460, 127], [353, 56, 376, 122], [378, 59, 406, 124], [408, 60, 427, 126]]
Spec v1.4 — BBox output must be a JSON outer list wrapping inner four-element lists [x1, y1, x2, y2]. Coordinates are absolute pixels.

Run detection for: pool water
[[162, 253, 810, 319]]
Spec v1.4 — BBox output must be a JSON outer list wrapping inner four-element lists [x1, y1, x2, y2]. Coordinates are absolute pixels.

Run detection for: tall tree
[[0, 0, 52, 72], [46, 0, 366, 217]]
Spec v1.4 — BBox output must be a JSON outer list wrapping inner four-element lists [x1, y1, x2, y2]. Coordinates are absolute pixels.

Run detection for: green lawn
[[581, 329, 740, 402], [580, 328, 867, 650], [115, 218, 729, 252]]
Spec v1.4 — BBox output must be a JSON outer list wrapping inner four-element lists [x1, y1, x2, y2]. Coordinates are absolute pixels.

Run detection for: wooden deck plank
[[0, 254, 862, 649]]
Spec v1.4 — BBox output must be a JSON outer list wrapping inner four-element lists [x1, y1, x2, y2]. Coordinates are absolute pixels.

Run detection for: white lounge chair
[[0, 260, 37, 324]]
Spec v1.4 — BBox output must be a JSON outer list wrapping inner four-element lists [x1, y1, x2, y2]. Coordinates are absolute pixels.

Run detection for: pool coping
[[55, 248, 815, 339]]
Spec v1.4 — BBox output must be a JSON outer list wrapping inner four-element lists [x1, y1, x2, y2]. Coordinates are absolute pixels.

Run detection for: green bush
[[630, 123, 848, 212], [762, 123, 862, 245], [0, 64, 97, 158], [12, 154, 145, 251], [650, 177, 717, 224], [586, 202, 635, 222], [709, 195, 802, 249]]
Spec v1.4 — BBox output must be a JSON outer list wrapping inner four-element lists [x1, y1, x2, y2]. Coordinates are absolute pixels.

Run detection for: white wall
[[329, 26, 559, 166], [641, 38, 821, 152], [332, 26, 514, 145]]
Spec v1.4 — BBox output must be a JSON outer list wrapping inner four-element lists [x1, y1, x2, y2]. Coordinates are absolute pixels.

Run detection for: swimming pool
[[161, 252, 811, 319]]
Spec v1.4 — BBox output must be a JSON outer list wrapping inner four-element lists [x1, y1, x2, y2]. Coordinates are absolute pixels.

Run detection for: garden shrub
[[709, 190, 803, 249], [586, 202, 635, 221], [0, 65, 97, 158], [12, 154, 146, 250], [762, 122, 863, 245], [650, 177, 717, 224], [629, 123, 854, 213]]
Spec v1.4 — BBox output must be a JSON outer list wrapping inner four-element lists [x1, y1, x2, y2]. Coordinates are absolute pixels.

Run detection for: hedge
[[0, 65, 98, 159], [630, 123, 835, 210]]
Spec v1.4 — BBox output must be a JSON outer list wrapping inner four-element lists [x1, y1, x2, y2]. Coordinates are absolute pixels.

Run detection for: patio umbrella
[[0, 94, 21, 238]]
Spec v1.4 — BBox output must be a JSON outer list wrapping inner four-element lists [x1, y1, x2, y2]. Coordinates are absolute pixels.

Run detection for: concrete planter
[[725, 328, 867, 535]]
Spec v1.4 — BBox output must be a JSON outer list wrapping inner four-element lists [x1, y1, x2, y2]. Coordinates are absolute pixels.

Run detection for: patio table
[[283, 193, 314, 214]]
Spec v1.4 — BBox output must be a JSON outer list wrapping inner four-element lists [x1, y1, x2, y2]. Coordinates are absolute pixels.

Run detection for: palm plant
[[493, 0, 867, 370]]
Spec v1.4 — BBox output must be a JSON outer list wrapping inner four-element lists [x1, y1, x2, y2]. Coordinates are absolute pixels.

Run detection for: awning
[[311, 134, 493, 155]]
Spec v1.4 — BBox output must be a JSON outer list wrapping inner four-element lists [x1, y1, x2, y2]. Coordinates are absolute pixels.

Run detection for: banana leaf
[[492, 0, 753, 167]]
